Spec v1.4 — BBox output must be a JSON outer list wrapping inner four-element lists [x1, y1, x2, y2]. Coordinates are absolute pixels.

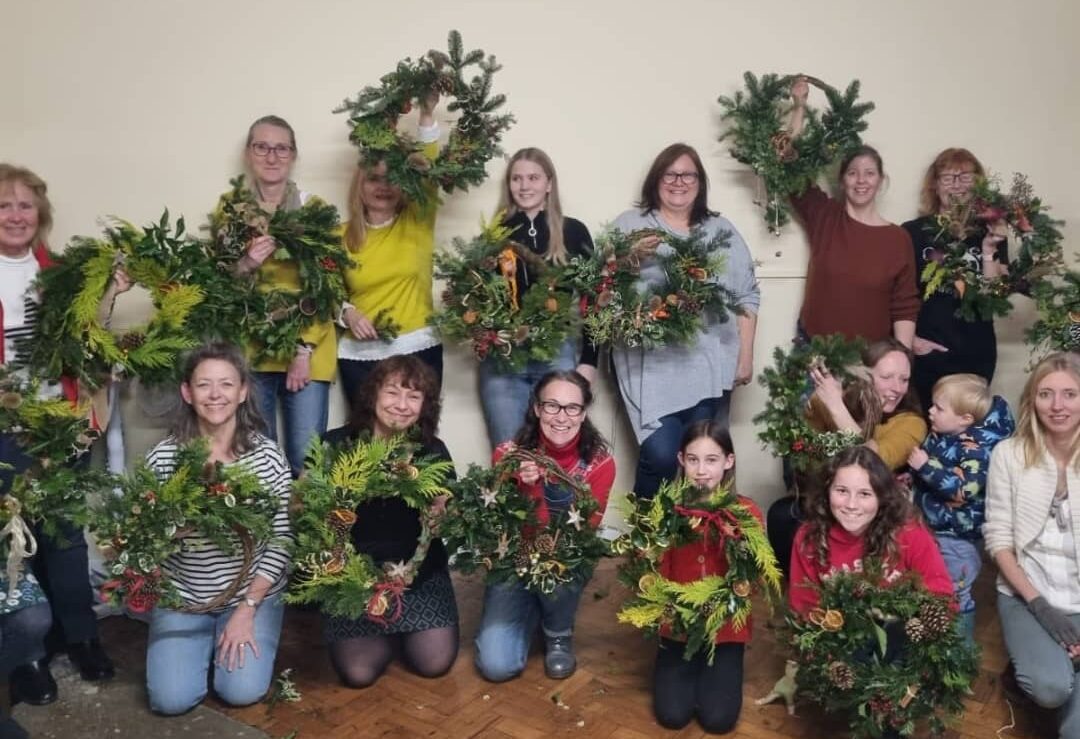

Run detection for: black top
[[902, 215, 1007, 363], [323, 427, 455, 585], [502, 210, 599, 367]]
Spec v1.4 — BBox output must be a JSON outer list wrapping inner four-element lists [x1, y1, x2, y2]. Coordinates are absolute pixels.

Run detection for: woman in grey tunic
[[610, 143, 759, 498]]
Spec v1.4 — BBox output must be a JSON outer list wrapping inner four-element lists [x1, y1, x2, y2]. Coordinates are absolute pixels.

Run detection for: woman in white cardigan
[[985, 351, 1080, 737]]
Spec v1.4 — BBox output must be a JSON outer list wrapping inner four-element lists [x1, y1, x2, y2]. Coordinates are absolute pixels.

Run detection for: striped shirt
[[145, 435, 293, 609], [1, 252, 41, 367]]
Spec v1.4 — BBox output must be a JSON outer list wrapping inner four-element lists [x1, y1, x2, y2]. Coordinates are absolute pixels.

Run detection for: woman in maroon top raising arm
[[787, 77, 919, 348]]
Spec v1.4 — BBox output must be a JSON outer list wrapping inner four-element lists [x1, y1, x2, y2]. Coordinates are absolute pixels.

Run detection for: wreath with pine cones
[[287, 434, 454, 623], [919, 173, 1064, 322], [208, 176, 365, 364], [565, 226, 741, 348], [612, 478, 781, 663], [431, 215, 577, 372], [718, 72, 875, 234], [89, 439, 282, 614], [754, 334, 867, 474], [26, 213, 206, 388], [335, 30, 514, 209], [441, 447, 608, 594], [785, 568, 978, 737], [1026, 269, 1080, 357]]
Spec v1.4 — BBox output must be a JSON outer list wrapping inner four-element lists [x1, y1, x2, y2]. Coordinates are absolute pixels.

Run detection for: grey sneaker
[[544, 635, 576, 679]]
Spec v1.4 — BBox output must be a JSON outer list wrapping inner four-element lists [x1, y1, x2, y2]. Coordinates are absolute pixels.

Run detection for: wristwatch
[[243, 595, 260, 609]]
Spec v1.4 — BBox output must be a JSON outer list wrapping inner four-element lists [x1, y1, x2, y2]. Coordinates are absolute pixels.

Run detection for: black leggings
[[652, 638, 744, 734]]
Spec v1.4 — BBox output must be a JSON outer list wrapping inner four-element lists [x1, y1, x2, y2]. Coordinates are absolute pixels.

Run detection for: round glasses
[[250, 142, 295, 158], [937, 172, 975, 186], [537, 400, 585, 418], [661, 171, 699, 185]]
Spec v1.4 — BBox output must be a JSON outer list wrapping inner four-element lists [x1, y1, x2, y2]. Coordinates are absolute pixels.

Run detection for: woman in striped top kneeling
[[144, 343, 293, 715]]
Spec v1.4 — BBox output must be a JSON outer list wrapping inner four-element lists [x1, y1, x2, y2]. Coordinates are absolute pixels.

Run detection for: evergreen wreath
[[26, 213, 206, 388], [1026, 268, 1080, 356], [89, 439, 281, 614], [919, 173, 1064, 321], [209, 176, 360, 363], [565, 226, 741, 348], [612, 478, 781, 663], [335, 30, 514, 209], [431, 215, 577, 372], [441, 447, 608, 594], [718, 72, 875, 234], [754, 333, 866, 472], [785, 568, 978, 737], [287, 434, 454, 623]]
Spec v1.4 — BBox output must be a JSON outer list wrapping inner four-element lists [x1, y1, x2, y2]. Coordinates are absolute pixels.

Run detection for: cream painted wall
[[5, 0, 1079, 513]]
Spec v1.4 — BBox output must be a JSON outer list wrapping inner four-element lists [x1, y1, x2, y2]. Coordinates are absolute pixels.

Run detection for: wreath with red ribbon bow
[[612, 477, 781, 663]]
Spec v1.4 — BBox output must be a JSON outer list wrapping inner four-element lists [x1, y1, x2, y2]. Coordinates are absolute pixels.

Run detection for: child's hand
[[907, 447, 928, 470]]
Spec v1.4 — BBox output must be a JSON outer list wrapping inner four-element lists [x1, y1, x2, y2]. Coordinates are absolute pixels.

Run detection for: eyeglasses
[[937, 172, 976, 186], [250, 142, 295, 158], [537, 400, 585, 418], [661, 171, 699, 185]]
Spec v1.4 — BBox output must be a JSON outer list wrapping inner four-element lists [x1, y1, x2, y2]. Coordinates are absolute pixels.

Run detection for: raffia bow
[[0, 497, 38, 599]]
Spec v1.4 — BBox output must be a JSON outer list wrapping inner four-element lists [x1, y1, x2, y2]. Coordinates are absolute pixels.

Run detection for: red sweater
[[792, 186, 919, 342], [788, 520, 953, 615], [492, 436, 615, 527], [657, 494, 764, 644]]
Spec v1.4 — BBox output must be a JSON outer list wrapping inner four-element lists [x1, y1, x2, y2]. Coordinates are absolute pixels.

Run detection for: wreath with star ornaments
[[26, 213, 207, 388], [441, 447, 608, 594], [208, 176, 362, 364], [431, 215, 577, 372], [919, 172, 1064, 322], [335, 29, 514, 209], [0, 366, 109, 572], [718, 72, 875, 235], [1026, 268, 1080, 356], [754, 333, 867, 473], [88, 439, 281, 614], [784, 567, 978, 738], [564, 226, 741, 348], [286, 434, 454, 623], [612, 478, 781, 664]]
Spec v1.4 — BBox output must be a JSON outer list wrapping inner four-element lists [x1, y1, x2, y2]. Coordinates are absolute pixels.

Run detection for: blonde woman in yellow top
[[229, 115, 336, 476], [337, 94, 443, 408]]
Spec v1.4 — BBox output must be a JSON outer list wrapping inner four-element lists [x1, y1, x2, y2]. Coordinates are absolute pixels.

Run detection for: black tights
[[329, 625, 459, 689], [652, 638, 744, 734]]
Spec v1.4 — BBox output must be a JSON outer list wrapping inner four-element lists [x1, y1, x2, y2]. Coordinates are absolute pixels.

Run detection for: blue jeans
[[146, 594, 285, 715], [635, 395, 731, 499], [251, 373, 329, 477], [936, 534, 981, 644], [478, 341, 576, 447], [998, 592, 1080, 737], [474, 577, 588, 682]]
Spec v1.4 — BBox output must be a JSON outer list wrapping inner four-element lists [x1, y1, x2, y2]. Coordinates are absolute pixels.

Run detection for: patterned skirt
[[323, 568, 458, 642]]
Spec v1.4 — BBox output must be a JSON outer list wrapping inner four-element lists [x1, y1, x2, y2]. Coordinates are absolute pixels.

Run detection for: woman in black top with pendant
[[478, 148, 598, 447], [902, 148, 1008, 412], [322, 355, 458, 687]]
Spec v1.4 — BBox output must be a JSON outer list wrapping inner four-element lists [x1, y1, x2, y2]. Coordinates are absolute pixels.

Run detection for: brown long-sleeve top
[[792, 186, 919, 342]]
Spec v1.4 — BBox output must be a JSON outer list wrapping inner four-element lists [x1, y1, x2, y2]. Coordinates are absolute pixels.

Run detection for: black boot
[[67, 639, 115, 681], [9, 661, 57, 706]]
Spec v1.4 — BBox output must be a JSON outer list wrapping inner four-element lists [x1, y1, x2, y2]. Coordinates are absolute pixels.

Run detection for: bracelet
[[295, 343, 314, 358], [242, 595, 260, 609]]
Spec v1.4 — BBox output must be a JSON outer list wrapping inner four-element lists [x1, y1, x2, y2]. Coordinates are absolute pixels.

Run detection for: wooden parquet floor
[[102, 558, 1055, 738]]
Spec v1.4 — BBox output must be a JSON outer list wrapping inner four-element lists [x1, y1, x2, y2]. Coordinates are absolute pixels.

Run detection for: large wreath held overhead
[[209, 176, 356, 364], [919, 172, 1064, 322], [718, 72, 875, 234], [88, 440, 281, 614], [786, 568, 978, 738], [27, 214, 208, 388], [440, 447, 608, 594], [431, 215, 577, 372], [565, 227, 741, 348], [754, 333, 866, 474], [335, 30, 515, 208], [612, 478, 781, 663], [287, 435, 454, 623]]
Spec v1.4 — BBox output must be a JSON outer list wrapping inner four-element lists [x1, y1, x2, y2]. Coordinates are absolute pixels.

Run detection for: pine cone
[[828, 660, 855, 690], [918, 599, 952, 637], [904, 616, 927, 643], [533, 534, 556, 556], [326, 509, 357, 540], [513, 551, 531, 571], [1065, 321, 1080, 350], [119, 332, 146, 351]]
